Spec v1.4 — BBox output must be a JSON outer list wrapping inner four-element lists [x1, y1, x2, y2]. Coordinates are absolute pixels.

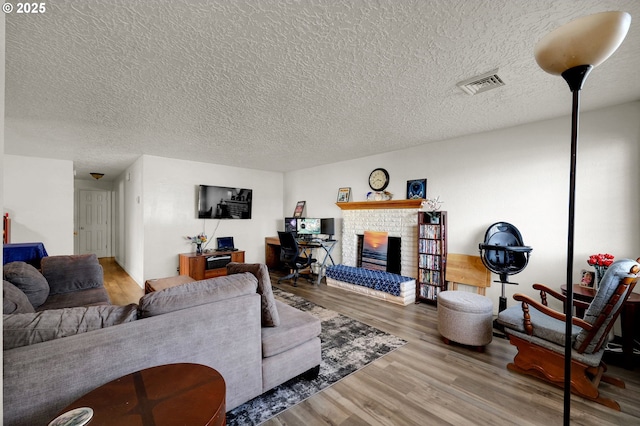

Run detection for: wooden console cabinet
[[179, 251, 245, 280]]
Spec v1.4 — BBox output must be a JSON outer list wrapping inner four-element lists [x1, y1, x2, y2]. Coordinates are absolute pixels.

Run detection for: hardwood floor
[[100, 257, 144, 305], [100, 258, 640, 425]]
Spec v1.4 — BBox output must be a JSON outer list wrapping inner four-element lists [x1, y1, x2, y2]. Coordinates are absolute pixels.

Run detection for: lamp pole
[[560, 64, 592, 426], [534, 12, 630, 423]]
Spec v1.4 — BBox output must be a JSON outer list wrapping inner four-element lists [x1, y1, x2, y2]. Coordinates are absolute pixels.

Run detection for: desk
[[53, 363, 226, 426], [265, 236, 337, 285], [3, 242, 48, 268], [561, 284, 640, 369]]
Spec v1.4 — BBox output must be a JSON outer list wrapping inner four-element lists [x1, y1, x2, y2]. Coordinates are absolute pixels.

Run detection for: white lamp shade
[[535, 11, 631, 75]]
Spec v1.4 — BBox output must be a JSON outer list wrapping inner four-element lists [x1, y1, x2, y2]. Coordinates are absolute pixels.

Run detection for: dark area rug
[[226, 287, 407, 425]]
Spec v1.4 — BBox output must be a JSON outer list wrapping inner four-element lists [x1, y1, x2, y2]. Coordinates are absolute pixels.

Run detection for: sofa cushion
[[3, 280, 36, 314], [138, 272, 258, 318], [36, 288, 111, 311], [227, 262, 280, 327], [261, 300, 321, 358], [3, 261, 50, 308], [41, 254, 104, 295], [3, 304, 138, 350]]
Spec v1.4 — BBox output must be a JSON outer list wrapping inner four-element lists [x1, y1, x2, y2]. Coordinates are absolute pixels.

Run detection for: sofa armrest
[[40, 254, 104, 295]]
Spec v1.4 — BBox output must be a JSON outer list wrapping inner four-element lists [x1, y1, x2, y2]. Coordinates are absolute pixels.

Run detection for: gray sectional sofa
[[3, 256, 321, 426]]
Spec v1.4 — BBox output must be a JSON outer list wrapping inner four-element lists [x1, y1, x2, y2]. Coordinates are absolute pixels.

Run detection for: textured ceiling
[[5, 0, 640, 179]]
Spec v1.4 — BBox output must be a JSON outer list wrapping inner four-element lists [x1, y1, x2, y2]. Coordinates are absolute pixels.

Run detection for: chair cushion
[[576, 258, 640, 353], [3, 262, 50, 309], [138, 272, 258, 318], [506, 328, 605, 368], [227, 262, 281, 327], [3, 304, 138, 350], [497, 303, 581, 347], [40, 254, 104, 295], [261, 300, 321, 358], [3, 280, 36, 314]]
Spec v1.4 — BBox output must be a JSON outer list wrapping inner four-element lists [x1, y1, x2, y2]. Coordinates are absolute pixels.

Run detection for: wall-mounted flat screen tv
[[198, 185, 252, 219]]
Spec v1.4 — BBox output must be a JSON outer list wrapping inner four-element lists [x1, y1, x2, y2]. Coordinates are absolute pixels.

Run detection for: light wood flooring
[[100, 258, 640, 425]]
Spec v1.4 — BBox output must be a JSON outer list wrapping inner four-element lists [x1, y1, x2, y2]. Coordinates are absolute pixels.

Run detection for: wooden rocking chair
[[496, 257, 640, 410]]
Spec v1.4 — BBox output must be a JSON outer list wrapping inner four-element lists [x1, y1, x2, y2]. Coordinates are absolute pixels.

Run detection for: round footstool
[[437, 291, 493, 350]]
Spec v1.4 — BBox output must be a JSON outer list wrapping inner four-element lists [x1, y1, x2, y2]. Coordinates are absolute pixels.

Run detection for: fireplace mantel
[[335, 199, 423, 210]]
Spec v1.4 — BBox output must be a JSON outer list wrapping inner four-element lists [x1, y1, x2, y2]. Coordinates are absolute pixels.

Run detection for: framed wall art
[[406, 179, 427, 199], [293, 201, 306, 218]]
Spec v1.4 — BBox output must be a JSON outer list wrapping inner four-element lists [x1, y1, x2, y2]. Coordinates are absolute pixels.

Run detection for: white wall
[[113, 155, 284, 286], [3, 102, 638, 312], [3, 155, 74, 255], [284, 102, 640, 312], [113, 157, 145, 285]]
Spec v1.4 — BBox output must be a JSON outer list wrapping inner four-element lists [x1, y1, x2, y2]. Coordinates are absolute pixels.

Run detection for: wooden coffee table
[[54, 363, 225, 426]]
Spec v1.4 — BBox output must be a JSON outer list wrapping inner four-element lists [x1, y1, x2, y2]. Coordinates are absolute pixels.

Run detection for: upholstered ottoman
[[437, 291, 493, 351]]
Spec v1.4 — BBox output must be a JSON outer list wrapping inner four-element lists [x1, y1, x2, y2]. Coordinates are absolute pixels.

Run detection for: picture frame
[[580, 269, 595, 288], [406, 179, 427, 199], [293, 201, 306, 218], [337, 187, 351, 203]]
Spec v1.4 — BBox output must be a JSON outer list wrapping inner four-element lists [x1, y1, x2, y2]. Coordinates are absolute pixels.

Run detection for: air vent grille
[[457, 69, 505, 95]]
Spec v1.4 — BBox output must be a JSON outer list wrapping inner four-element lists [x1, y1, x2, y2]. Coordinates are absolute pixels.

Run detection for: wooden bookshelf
[[416, 211, 447, 303]]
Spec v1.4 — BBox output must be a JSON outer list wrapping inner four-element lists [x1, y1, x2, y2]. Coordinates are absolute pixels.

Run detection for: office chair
[[277, 231, 316, 286], [478, 222, 532, 313]]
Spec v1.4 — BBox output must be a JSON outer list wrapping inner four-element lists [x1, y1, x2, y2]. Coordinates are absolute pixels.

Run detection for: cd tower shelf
[[416, 211, 447, 303]]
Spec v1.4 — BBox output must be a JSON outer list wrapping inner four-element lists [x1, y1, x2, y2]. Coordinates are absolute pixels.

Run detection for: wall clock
[[368, 168, 390, 191], [407, 179, 427, 199]]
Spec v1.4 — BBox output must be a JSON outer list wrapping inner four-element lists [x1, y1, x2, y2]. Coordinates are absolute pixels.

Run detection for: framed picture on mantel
[[337, 187, 351, 203], [407, 179, 427, 199]]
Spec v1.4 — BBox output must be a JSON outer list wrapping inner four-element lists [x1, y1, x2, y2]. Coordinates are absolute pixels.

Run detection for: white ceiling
[[5, 1, 640, 180]]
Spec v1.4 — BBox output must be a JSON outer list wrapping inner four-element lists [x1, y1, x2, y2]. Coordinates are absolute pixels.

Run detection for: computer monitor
[[284, 217, 297, 235], [296, 218, 321, 236], [321, 218, 335, 237]]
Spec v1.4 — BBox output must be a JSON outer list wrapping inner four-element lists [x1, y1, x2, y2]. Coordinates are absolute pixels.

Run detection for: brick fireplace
[[337, 200, 423, 278]]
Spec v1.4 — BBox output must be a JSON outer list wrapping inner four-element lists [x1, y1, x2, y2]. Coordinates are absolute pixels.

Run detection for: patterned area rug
[[226, 287, 407, 425]]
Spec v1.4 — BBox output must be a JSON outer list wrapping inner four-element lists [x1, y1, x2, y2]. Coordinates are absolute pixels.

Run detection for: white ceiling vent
[[457, 69, 505, 95]]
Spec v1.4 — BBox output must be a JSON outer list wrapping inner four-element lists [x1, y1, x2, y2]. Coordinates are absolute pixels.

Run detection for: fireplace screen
[[355, 231, 402, 275], [360, 231, 389, 271]]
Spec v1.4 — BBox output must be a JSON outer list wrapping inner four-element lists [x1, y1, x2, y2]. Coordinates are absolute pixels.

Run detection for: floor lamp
[[534, 11, 631, 425]]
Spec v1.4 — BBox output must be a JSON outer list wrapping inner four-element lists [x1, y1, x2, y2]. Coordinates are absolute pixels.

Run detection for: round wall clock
[[368, 168, 390, 191]]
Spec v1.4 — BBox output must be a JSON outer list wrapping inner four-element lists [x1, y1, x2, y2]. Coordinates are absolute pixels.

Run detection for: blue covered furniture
[[496, 258, 640, 410], [3, 242, 48, 268]]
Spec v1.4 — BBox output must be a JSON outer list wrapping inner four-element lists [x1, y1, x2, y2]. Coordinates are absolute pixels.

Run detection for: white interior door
[[79, 190, 110, 258]]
